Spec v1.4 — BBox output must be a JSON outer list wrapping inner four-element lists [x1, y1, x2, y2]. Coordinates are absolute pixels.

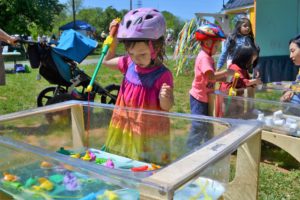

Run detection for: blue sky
[[60, 0, 225, 21]]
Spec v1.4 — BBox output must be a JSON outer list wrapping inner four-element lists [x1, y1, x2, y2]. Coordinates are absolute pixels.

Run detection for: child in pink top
[[218, 45, 262, 118], [187, 24, 233, 150], [219, 45, 262, 95], [102, 8, 174, 165]]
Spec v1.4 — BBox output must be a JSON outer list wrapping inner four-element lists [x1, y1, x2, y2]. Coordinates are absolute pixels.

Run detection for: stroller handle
[[17, 35, 42, 45], [16, 36, 50, 54]]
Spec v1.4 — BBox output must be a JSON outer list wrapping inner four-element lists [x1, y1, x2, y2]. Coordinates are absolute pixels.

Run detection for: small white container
[[295, 130, 300, 137], [286, 118, 297, 124], [273, 110, 283, 119], [273, 119, 285, 126], [289, 123, 298, 133], [265, 118, 273, 126], [257, 113, 265, 121]]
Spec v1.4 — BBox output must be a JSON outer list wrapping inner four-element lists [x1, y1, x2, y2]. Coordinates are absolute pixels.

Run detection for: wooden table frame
[[209, 88, 300, 200]]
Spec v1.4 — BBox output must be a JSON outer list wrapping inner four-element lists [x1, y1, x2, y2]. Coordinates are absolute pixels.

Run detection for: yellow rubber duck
[[32, 177, 54, 191], [70, 153, 81, 159], [81, 151, 91, 161], [97, 190, 119, 200], [63, 164, 74, 171], [40, 161, 53, 169], [150, 163, 161, 170], [3, 172, 18, 182]]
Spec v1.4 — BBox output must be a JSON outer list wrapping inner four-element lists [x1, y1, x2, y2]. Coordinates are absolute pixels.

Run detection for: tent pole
[[72, 0, 76, 29]]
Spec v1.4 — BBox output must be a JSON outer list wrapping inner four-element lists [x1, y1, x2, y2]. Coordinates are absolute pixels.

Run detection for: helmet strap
[[202, 40, 216, 56], [148, 40, 157, 60]]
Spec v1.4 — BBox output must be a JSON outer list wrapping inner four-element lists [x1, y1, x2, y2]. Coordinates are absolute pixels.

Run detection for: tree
[[101, 6, 125, 33], [77, 8, 104, 34], [162, 11, 184, 40], [76, 6, 126, 39], [0, 0, 65, 35]]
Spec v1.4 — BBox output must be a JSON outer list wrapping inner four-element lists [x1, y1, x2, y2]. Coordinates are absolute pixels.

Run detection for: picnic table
[[0, 46, 21, 85], [2, 51, 21, 64], [2, 46, 21, 70]]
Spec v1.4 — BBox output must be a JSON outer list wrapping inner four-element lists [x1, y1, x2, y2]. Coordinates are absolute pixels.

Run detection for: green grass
[[259, 163, 300, 200], [0, 58, 190, 114], [1, 58, 300, 199], [256, 90, 282, 101], [0, 71, 49, 114]]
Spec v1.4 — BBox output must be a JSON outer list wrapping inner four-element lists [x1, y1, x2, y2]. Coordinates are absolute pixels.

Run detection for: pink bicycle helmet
[[195, 23, 226, 41], [117, 8, 166, 40]]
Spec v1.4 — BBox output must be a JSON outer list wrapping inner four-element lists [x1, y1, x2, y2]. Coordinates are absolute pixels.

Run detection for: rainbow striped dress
[[105, 56, 173, 165]]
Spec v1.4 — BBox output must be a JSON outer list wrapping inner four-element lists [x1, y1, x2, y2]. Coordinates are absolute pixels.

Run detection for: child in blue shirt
[[217, 17, 255, 70]]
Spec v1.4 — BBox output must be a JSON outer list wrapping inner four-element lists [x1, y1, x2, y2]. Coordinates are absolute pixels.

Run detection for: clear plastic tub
[[211, 86, 300, 136], [0, 101, 261, 199]]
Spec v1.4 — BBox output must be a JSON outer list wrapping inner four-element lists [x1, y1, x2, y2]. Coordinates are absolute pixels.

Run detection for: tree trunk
[[0, 46, 5, 85]]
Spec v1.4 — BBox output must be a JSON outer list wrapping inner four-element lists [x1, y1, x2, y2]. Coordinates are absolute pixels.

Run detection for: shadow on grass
[[261, 141, 300, 170]]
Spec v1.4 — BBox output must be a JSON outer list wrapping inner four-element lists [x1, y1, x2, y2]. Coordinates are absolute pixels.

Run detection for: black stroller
[[22, 30, 120, 107]]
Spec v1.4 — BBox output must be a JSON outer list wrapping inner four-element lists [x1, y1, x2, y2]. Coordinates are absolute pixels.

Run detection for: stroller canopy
[[53, 29, 98, 63], [59, 20, 96, 32]]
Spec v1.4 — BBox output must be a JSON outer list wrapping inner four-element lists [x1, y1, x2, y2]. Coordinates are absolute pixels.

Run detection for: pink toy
[[105, 159, 114, 169]]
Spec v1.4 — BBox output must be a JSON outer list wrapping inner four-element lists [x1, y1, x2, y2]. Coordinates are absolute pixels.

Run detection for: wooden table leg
[[224, 132, 261, 200]]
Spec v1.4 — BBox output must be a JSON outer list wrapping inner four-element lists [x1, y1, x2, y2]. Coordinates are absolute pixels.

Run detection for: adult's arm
[[0, 29, 16, 44], [217, 39, 229, 69]]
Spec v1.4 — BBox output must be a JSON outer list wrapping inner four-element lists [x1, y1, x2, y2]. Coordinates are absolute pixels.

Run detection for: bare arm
[[280, 90, 294, 102], [102, 37, 119, 70], [206, 69, 233, 81], [0, 29, 17, 44], [245, 78, 262, 87]]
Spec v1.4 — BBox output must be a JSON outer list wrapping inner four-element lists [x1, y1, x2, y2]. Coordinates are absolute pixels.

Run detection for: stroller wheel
[[37, 86, 66, 107], [100, 84, 120, 104], [45, 94, 90, 129], [44, 93, 76, 124]]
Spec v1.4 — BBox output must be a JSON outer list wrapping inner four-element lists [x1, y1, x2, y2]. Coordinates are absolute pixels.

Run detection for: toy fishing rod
[[225, 72, 240, 114], [228, 72, 240, 96], [86, 18, 121, 92]]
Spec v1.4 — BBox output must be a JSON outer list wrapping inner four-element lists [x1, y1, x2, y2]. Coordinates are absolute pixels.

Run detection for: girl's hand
[[280, 91, 294, 102], [159, 83, 174, 111], [159, 83, 173, 100], [109, 19, 120, 35], [8, 36, 17, 45], [107, 19, 120, 54], [255, 78, 262, 85]]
